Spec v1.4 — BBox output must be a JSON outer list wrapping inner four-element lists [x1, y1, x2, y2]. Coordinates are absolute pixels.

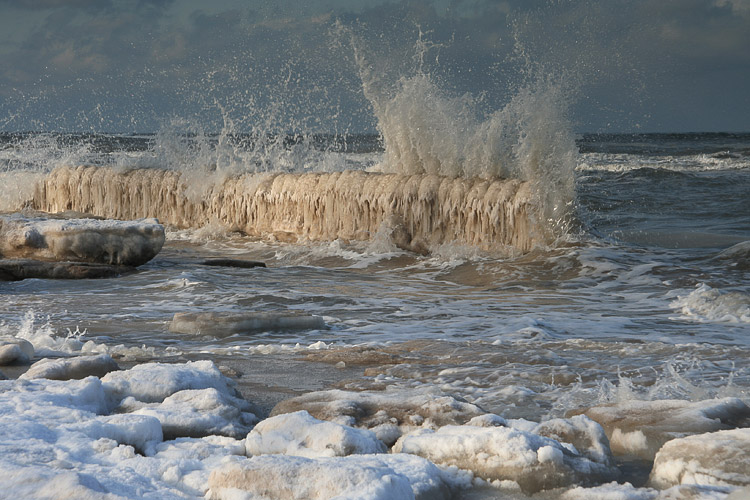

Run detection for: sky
[[0, 0, 748, 133]]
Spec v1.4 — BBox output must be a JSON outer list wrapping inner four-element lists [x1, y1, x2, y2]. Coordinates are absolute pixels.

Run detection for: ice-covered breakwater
[[33, 165, 537, 253]]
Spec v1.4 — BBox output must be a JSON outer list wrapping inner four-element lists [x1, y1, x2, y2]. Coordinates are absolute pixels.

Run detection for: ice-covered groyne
[[33, 165, 538, 253]]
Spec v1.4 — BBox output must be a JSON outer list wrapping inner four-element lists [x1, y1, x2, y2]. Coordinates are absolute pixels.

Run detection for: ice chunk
[[79, 413, 163, 456], [245, 410, 386, 458], [0, 213, 164, 266], [169, 311, 326, 336], [0, 342, 30, 365], [577, 398, 750, 460], [534, 415, 616, 467], [21, 354, 119, 380], [207, 453, 463, 500], [649, 427, 750, 489], [393, 424, 618, 494], [560, 481, 658, 499], [270, 387, 487, 446], [101, 360, 240, 404], [130, 387, 259, 439]]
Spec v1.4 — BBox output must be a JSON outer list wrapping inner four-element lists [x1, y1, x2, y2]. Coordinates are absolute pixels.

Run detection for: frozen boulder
[[127, 387, 259, 440], [169, 311, 326, 336], [207, 453, 463, 500], [20, 354, 119, 381], [649, 427, 750, 489], [576, 398, 750, 460], [0, 213, 164, 266], [245, 410, 386, 458], [101, 360, 241, 405], [393, 424, 619, 494], [0, 259, 134, 280], [270, 387, 487, 447], [0, 337, 34, 365]]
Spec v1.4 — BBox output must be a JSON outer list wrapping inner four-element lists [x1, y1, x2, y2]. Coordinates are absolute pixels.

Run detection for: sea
[[1, 123, 750, 496]]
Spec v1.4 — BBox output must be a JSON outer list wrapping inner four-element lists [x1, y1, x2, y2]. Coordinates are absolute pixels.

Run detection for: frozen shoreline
[[2, 343, 750, 499]]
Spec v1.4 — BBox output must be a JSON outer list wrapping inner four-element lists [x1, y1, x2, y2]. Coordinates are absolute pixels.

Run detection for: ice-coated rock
[[20, 354, 119, 380], [270, 387, 487, 447], [0, 337, 34, 365], [560, 481, 658, 500], [245, 410, 387, 458], [169, 311, 326, 336], [649, 427, 750, 489], [393, 424, 619, 494], [0, 213, 164, 266], [101, 360, 241, 405], [127, 387, 259, 440], [0, 259, 135, 280], [207, 453, 466, 500], [576, 398, 750, 460]]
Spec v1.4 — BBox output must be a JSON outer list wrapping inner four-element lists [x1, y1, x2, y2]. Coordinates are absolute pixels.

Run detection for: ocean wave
[[670, 284, 750, 324]]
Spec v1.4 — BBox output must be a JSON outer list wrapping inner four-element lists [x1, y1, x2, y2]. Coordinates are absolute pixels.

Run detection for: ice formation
[[393, 424, 619, 494], [127, 388, 259, 440], [207, 453, 464, 500], [649, 428, 750, 489], [245, 410, 387, 458], [0, 336, 34, 365], [20, 354, 119, 380], [101, 360, 242, 405], [578, 398, 750, 460], [0, 212, 165, 266], [169, 311, 326, 336], [34, 165, 537, 253], [269, 387, 487, 446]]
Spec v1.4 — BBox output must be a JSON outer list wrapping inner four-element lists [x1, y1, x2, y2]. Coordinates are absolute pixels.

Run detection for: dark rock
[[200, 259, 266, 268], [0, 259, 135, 280]]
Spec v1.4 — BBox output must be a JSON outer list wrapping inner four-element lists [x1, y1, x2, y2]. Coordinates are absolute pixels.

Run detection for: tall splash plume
[[349, 26, 578, 239], [24, 24, 579, 254]]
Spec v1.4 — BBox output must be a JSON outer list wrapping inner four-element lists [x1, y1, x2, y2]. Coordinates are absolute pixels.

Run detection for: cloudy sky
[[0, 0, 748, 133]]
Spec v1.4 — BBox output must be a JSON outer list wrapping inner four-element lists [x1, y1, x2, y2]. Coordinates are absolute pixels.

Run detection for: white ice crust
[[392, 421, 618, 494], [101, 360, 240, 404], [207, 453, 467, 500], [245, 410, 386, 458]]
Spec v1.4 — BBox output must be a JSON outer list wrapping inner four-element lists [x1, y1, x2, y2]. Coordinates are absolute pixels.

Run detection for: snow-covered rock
[[0, 213, 164, 266], [101, 360, 241, 405], [126, 388, 259, 440], [169, 311, 326, 336], [578, 398, 750, 460], [0, 258, 135, 280], [270, 387, 487, 446], [207, 453, 468, 500], [245, 410, 386, 458], [0, 337, 34, 365], [21, 354, 119, 380], [649, 427, 750, 489], [393, 424, 619, 494]]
